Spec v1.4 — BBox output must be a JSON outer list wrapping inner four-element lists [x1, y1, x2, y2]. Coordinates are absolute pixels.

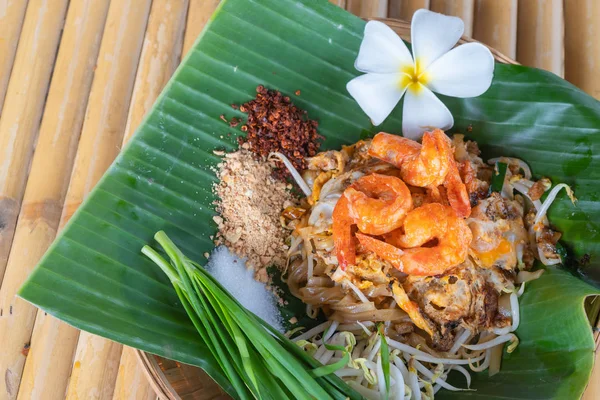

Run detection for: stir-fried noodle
[[278, 131, 575, 399]]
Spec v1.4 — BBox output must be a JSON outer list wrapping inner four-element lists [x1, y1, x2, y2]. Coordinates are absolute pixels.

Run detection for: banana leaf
[[19, 0, 600, 398]]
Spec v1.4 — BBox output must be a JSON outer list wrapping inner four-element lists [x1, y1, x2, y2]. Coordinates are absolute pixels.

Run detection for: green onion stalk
[[489, 162, 508, 194], [142, 231, 365, 400], [378, 324, 390, 400]]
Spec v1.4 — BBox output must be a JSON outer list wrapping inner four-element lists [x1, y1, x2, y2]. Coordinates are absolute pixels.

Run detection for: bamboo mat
[[0, 0, 597, 399]]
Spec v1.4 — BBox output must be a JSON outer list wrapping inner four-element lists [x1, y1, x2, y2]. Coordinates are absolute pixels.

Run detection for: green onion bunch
[[142, 231, 364, 400]]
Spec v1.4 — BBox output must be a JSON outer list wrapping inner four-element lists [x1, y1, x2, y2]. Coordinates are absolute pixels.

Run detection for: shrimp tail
[[332, 196, 356, 269], [356, 233, 404, 269], [444, 159, 471, 218], [391, 282, 436, 338], [369, 132, 420, 167]]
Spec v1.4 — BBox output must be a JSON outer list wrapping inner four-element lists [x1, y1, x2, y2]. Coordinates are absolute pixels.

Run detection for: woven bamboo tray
[[133, 18, 600, 400]]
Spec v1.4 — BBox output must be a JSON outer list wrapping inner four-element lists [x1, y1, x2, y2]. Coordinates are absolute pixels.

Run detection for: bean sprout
[[512, 181, 543, 210], [487, 157, 532, 179], [469, 348, 491, 372], [462, 334, 519, 352], [510, 292, 520, 331], [406, 357, 422, 400], [318, 321, 337, 344], [452, 365, 472, 388], [376, 354, 386, 397], [534, 183, 576, 226], [493, 326, 511, 336], [293, 320, 331, 341], [291, 267, 531, 399], [390, 364, 405, 400], [516, 269, 545, 284], [449, 329, 472, 355], [343, 279, 371, 304], [269, 152, 312, 196], [410, 357, 470, 392]]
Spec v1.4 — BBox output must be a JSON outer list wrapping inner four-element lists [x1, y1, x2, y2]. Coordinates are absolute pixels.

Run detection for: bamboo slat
[[116, 1, 189, 397], [113, 348, 158, 400], [0, 0, 29, 112], [0, 2, 71, 399], [583, 345, 600, 400], [473, 0, 518, 59], [0, 0, 68, 287], [182, 0, 221, 57], [12, 1, 112, 399], [565, 0, 600, 100], [60, 1, 152, 398], [18, 316, 81, 400], [122, 0, 188, 145], [371, 18, 515, 64], [346, 0, 388, 18], [387, 0, 402, 18], [328, 0, 346, 8], [430, 0, 474, 36], [66, 336, 123, 400], [517, 0, 564, 77], [387, 0, 430, 20], [5, 0, 150, 399]]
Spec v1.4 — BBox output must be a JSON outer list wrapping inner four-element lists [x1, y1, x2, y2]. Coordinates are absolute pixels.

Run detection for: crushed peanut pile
[[212, 144, 296, 278]]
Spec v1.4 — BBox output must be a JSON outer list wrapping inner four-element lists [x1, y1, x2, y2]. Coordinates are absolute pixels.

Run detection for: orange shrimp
[[357, 203, 472, 276], [332, 174, 413, 269], [344, 174, 413, 235], [444, 160, 471, 218], [391, 282, 435, 338], [332, 195, 356, 269], [369, 130, 471, 218], [369, 130, 451, 187], [355, 232, 404, 267]]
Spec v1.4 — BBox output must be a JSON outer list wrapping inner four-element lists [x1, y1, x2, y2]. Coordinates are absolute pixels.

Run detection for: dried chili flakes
[[237, 85, 322, 180]]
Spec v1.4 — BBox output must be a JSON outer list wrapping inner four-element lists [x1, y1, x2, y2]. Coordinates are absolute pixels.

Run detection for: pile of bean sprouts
[[289, 277, 528, 400]]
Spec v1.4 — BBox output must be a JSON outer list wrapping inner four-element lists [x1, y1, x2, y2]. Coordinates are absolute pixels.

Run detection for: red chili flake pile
[[236, 85, 322, 180]]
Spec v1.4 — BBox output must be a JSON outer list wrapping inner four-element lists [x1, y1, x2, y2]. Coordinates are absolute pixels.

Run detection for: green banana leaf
[[19, 0, 600, 398]]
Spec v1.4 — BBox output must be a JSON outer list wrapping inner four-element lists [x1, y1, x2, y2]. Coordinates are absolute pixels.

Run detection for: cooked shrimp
[[369, 130, 451, 187], [358, 203, 472, 276], [344, 174, 413, 235], [391, 281, 436, 338], [332, 195, 356, 269], [369, 130, 471, 217], [356, 232, 404, 267], [444, 160, 471, 218], [332, 174, 413, 269]]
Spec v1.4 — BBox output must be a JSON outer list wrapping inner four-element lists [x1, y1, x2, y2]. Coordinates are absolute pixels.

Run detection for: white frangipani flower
[[346, 9, 495, 139]]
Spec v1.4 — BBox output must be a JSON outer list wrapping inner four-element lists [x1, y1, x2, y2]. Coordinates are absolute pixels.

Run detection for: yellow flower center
[[399, 60, 429, 94]]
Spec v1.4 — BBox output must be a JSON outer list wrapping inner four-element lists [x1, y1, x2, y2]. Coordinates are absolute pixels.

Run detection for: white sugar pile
[[206, 246, 284, 333]]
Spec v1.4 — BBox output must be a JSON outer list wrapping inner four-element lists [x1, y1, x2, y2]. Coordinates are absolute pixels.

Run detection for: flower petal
[[402, 84, 453, 139], [355, 21, 414, 74], [411, 9, 464, 71], [426, 43, 495, 97], [347, 73, 406, 126]]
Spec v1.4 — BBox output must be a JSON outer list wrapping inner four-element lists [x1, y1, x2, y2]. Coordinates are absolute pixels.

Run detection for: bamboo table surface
[[0, 0, 597, 399]]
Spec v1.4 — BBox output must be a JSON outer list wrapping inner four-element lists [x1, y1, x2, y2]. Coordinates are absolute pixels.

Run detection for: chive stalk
[[143, 231, 364, 400], [379, 324, 391, 399]]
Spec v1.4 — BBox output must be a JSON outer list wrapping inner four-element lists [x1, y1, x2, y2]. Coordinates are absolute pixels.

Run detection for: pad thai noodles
[[275, 130, 575, 399]]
